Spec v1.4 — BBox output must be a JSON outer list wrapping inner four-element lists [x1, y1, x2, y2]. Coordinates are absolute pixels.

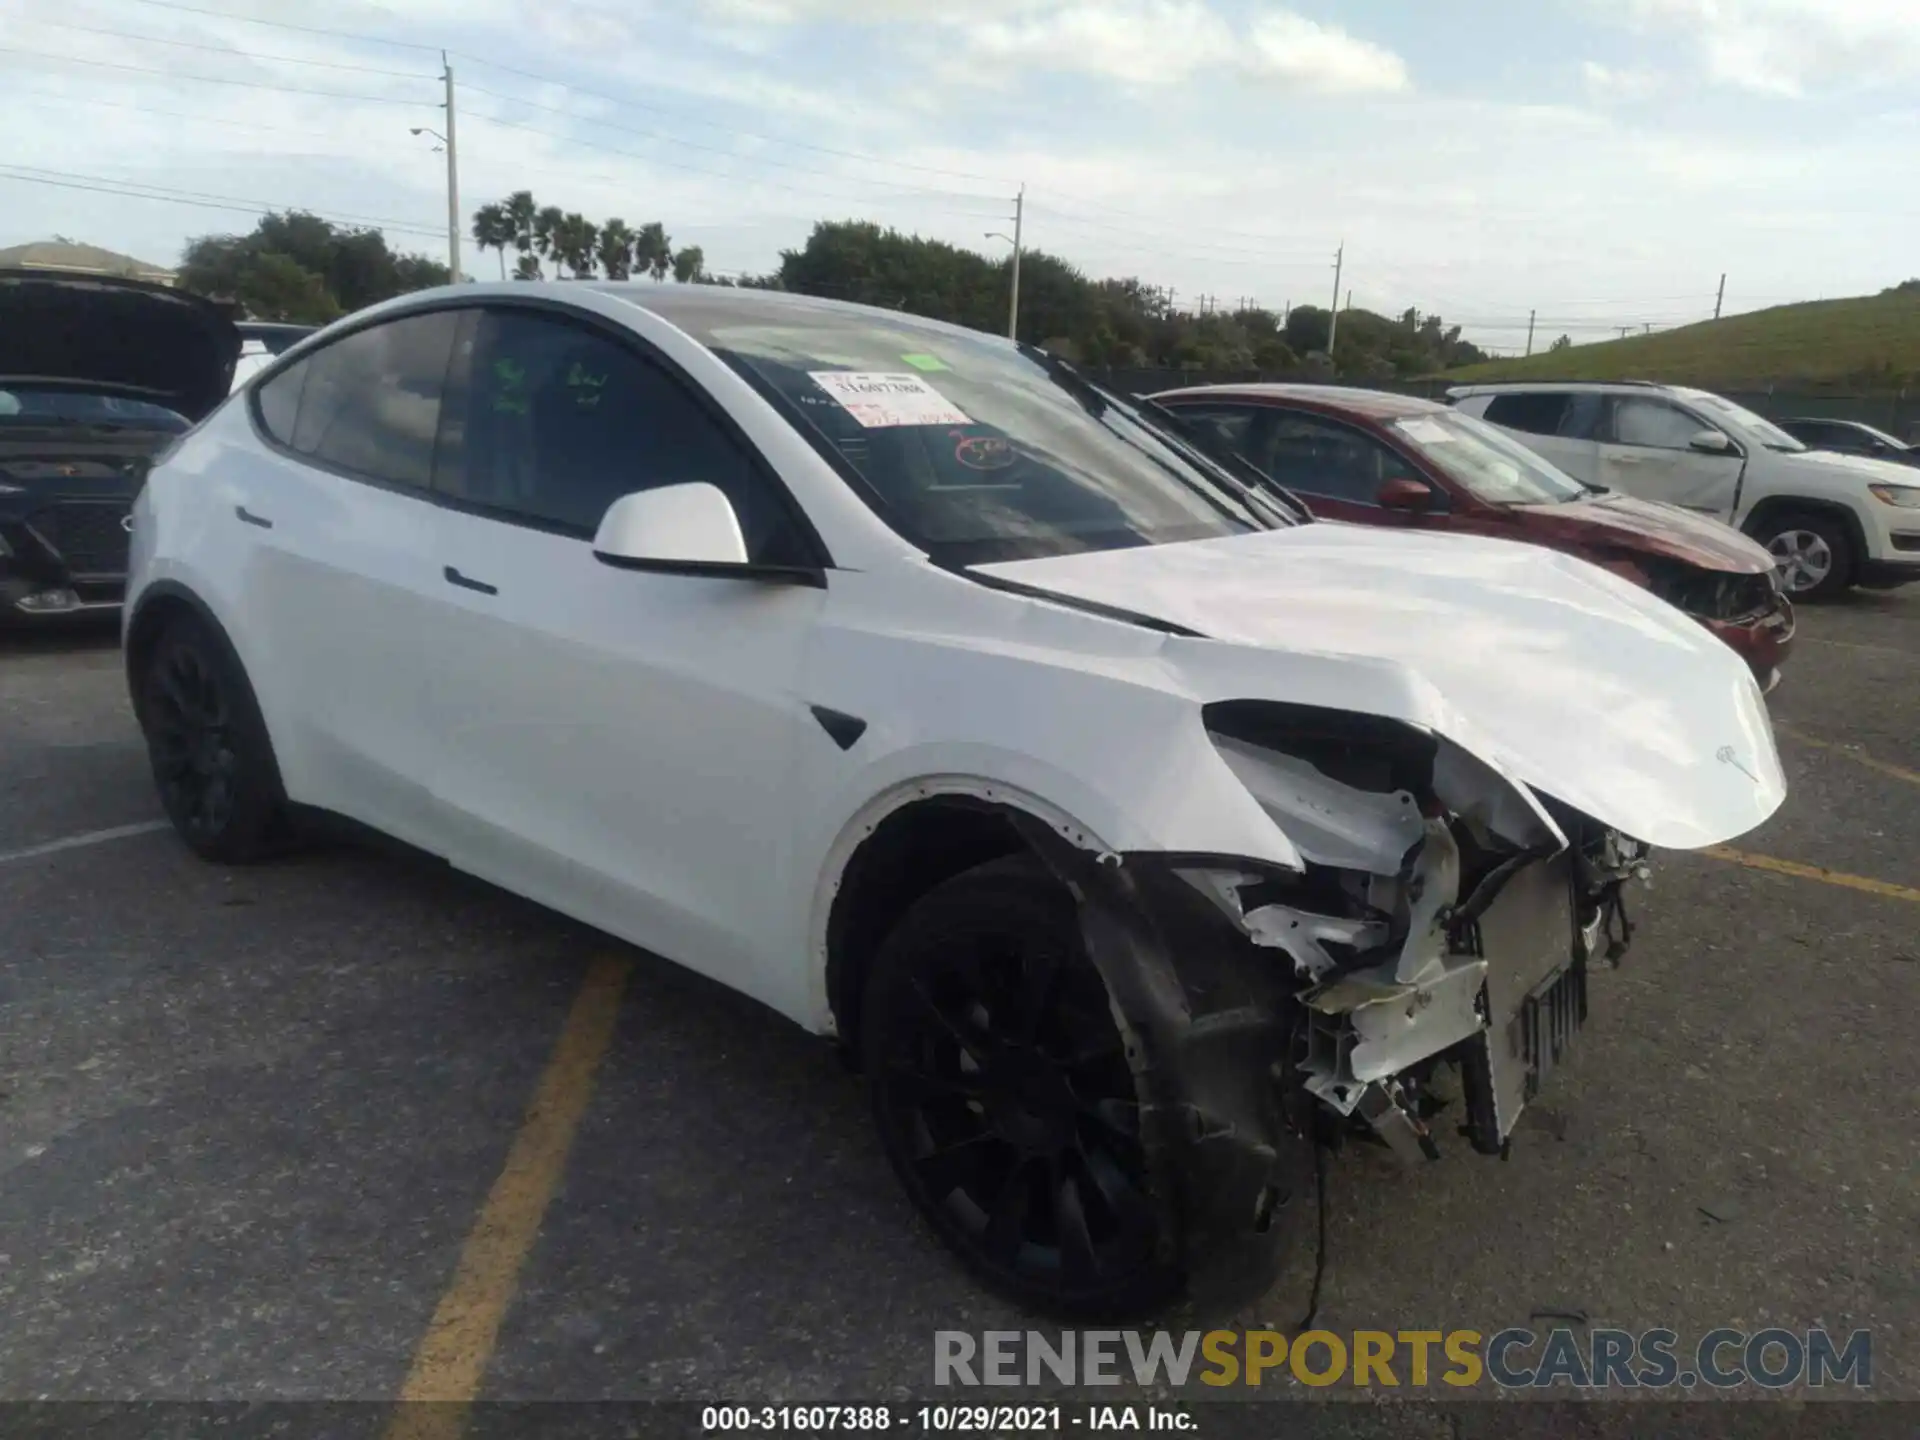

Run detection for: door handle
[[444, 565, 498, 596], [235, 505, 274, 529]]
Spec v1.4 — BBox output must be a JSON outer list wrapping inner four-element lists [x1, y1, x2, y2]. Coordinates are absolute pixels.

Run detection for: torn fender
[[1012, 817, 1316, 1315]]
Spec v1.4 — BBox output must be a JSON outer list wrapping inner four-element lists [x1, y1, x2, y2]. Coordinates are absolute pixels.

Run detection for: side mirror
[[591, 483, 824, 586], [1377, 477, 1434, 511], [1688, 430, 1733, 455]]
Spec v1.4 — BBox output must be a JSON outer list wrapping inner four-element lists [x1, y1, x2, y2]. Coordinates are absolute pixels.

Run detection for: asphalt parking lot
[[2, 595, 1915, 1426]]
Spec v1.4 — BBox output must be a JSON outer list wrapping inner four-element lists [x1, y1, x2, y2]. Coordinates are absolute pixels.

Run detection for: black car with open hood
[[0, 269, 240, 622]]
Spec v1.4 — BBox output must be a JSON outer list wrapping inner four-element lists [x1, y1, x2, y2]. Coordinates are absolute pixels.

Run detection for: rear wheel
[[861, 855, 1180, 1316], [136, 614, 289, 862], [1754, 510, 1853, 600]]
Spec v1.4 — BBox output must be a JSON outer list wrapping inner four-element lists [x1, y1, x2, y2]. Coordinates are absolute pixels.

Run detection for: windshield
[[1387, 410, 1588, 504], [0, 387, 187, 430], [698, 312, 1280, 566], [1677, 389, 1805, 452]]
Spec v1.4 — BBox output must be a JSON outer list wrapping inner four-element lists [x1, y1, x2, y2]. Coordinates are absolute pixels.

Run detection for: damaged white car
[[119, 284, 1785, 1317]]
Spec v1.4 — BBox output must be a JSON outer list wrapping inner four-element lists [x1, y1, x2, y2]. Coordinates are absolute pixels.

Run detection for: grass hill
[[1444, 285, 1920, 391]]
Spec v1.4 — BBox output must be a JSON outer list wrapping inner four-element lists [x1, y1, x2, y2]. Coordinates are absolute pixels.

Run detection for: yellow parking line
[[1703, 847, 1920, 904], [386, 954, 632, 1440], [1775, 723, 1920, 788]]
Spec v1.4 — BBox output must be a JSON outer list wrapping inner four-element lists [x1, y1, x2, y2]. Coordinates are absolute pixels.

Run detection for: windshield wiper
[[1133, 396, 1314, 525], [1016, 343, 1297, 529]]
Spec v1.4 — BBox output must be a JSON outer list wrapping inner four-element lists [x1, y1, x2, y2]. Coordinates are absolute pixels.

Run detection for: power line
[[111, 0, 446, 53], [459, 83, 1002, 202], [0, 44, 436, 104], [0, 166, 445, 236], [7, 82, 352, 137], [458, 109, 1009, 215], [105, 0, 1014, 186], [23, 16, 438, 78]]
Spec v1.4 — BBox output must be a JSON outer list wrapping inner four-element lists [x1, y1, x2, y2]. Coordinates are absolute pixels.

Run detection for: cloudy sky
[[1, 0, 1913, 350]]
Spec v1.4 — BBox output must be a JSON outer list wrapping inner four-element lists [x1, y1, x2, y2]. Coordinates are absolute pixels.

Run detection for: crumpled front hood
[[977, 524, 1785, 850], [1517, 492, 1774, 573]]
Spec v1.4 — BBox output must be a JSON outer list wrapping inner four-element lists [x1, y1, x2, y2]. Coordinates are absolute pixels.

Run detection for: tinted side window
[[255, 360, 308, 445], [1609, 396, 1705, 451], [446, 309, 810, 564], [1484, 392, 1569, 436], [286, 311, 460, 488], [1251, 412, 1420, 505], [1167, 404, 1258, 455]]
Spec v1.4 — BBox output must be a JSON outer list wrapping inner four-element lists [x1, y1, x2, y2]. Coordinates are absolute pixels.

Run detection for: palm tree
[[556, 213, 599, 280], [597, 219, 636, 281], [469, 203, 512, 280], [532, 205, 565, 276], [503, 190, 539, 279], [671, 245, 706, 284], [513, 252, 542, 281], [634, 222, 672, 282]]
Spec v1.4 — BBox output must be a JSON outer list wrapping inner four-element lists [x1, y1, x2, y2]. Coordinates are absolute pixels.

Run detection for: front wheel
[[1754, 511, 1853, 600], [861, 856, 1181, 1317], [135, 614, 290, 862]]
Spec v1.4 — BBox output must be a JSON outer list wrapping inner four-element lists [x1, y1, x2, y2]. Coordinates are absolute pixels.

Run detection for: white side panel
[[132, 407, 447, 851], [428, 506, 821, 1017]]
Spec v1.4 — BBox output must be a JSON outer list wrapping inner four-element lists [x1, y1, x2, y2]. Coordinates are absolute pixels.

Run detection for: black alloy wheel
[[138, 616, 287, 862], [863, 856, 1179, 1316]]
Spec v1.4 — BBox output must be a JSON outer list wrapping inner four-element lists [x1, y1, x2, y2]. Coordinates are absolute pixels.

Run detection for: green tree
[[532, 205, 565, 275], [551, 212, 599, 279], [503, 190, 539, 278], [635, 222, 672, 281], [470, 202, 512, 280], [671, 244, 706, 283], [178, 212, 445, 322], [597, 219, 636, 280], [1550, 334, 1573, 352]]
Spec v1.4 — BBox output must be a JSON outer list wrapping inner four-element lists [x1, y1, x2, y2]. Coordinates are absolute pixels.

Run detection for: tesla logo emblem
[[1716, 745, 1757, 781], [121, 514, 135, 533]]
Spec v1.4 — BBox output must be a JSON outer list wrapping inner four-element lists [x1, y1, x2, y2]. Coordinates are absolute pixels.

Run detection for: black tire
[[1752, 510, 1854, 600], [135, 613, 290, 863], [861, 855, 1181, 1317]]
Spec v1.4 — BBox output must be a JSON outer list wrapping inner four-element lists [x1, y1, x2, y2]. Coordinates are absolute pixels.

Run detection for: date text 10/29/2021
[[703, 1406, 1188, 1431]]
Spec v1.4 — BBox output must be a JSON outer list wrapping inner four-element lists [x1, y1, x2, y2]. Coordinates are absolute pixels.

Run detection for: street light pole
[[441, 52, 462, 283], [1008, 184, 1024, 341], [1327, 241, 1344, 357]]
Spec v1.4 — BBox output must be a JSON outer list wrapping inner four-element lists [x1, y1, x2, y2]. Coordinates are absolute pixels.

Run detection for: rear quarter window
[[1483, 392, 1570, 436]]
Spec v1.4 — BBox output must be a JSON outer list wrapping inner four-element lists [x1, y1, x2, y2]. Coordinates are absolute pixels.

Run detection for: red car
[[1151, 383, 1794, 690]]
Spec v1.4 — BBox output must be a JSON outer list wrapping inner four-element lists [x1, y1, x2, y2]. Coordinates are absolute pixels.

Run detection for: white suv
[[111, 284, 1783, 1315], [1449, 381, 1920, 599]]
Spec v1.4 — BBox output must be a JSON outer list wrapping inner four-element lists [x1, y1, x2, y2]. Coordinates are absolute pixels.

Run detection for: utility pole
[[1327, 241, 1344, 357], [1714, 272, 1726, 320], [1007, 184, 1024, 341], [1525, 309, 1536, 356], [442, 52, 462, 283]]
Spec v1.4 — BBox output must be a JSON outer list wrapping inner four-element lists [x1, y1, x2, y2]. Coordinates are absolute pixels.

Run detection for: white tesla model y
[[120, 283, 1784, 1316]]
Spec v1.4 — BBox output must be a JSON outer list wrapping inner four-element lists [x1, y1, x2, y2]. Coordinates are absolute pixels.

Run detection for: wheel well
[[1741, 497, 1867, 580], [123, 589, 205, 713], [825, 796, 1033, 1058]]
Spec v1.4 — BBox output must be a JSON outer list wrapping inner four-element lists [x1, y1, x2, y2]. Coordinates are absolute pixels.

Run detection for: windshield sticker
[[953, 433, 1016, 470], [809, 372, 971, 428], [900, 352, 949, 372], [1396, 418, 1453, 444]]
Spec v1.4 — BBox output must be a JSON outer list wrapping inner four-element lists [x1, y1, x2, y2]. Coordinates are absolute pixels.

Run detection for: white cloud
[[1580, 60, 1662, 101], [1245, 13, 1409, 92], [1613, 0, 1920, 94], [695, 0, 1410, 92]]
